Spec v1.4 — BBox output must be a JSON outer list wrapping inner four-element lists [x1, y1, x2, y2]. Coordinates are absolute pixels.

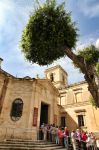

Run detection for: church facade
[[0, 59, 99, 140]]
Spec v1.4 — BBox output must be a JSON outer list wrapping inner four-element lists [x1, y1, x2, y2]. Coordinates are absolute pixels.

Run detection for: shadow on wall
[[66, 113, 78, 131]]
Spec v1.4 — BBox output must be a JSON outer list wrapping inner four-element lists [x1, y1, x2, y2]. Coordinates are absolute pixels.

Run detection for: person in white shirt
[[96, 138, 99, 150], [71, 130, 76, 150], [42, 124, 47, 141]]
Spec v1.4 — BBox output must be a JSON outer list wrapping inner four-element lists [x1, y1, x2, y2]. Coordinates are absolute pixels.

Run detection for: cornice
[[45, 65, 68, 76], [62, 101, 91, 108]]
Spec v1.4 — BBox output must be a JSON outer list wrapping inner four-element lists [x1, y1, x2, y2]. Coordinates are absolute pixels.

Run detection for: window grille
[[10, 98, 23, 121]]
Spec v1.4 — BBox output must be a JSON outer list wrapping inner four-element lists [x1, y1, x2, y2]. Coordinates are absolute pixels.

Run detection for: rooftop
[[45, 65, 68, 76]]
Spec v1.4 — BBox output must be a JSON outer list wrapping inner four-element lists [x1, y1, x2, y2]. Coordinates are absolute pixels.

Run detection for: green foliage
[[73, 45, 99, 73], [20, 0, 77, 65], [96, 62, 99, 76], [90, 96, 97, 108], [77, 45, 99, 65]]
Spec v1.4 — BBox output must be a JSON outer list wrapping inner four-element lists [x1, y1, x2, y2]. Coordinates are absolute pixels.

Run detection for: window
[[50, 73, 54, 82], [10, 98, 23, 121], [75, 92, 82, 103], [78, 115, 84, 127]]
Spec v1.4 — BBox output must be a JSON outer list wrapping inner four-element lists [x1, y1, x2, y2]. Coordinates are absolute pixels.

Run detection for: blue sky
[[0, 0, 99, 84]]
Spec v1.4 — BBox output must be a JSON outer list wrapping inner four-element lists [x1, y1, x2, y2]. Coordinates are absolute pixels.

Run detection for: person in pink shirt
[[58, 127, 64, 145], [82, 131, 88, 142], [64, 127, 69, 148]]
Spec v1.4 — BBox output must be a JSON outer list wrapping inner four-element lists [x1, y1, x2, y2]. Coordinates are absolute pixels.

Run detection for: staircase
[[0, 139, 65, 150]]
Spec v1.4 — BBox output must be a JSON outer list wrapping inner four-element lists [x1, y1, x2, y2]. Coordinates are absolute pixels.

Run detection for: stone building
[[0, 59, 99, 140]]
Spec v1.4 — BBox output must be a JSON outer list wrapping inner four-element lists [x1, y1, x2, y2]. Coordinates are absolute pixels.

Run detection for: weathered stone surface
[[0, 65, 99, 140]]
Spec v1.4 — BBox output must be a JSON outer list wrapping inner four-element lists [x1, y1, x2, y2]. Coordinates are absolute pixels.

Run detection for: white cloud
[[1, 0, 95, 84], [77, 0, 99, 18], [76, 39, 94, 50], [0, 0, 14, 27], [76, 29, 99, 50], [96, 39, 99, 49], [0, 0, 34, 76]]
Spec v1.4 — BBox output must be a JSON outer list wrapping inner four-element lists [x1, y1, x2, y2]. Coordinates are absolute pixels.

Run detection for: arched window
[[50, 73, 54, 82], [10, 98, 23, 121]]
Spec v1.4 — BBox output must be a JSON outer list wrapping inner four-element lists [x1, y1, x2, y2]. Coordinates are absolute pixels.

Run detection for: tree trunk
[[64, 47, 99, 107]]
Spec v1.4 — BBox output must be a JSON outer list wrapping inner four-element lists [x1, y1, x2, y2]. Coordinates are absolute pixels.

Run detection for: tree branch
[[63, 47, 99, 107]]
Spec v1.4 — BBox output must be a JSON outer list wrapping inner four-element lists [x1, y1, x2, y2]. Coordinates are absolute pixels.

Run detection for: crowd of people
[[38, 123, 99, 150]]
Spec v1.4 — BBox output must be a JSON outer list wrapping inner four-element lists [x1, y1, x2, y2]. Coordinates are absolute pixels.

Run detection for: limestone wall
[[0, 76, 59, 140], [59, 82, 99, 132], [0, 78, 33, 128], [45, 65, 68, 89], [0, 77, 36, 139], [65, 105, 99, 132]]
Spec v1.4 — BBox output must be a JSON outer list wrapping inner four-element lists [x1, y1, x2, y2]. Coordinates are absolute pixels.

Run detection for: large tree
[[20, 0, 99, 107]]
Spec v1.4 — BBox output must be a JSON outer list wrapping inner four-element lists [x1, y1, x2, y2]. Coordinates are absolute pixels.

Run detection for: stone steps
[[0, 141, 56, 145], [0, 146, 64, 150], [0, 139, 65, 150], [0, 143, 59, 148]]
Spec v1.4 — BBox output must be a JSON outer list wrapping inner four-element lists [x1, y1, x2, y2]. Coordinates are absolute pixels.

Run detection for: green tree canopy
[[74, 45, 99, 73], [21, 0, 77, 65], [20, 0, 99, 107], [77, 45, 99, 65]]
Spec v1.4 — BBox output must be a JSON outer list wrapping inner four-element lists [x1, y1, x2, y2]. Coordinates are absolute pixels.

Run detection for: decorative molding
[[64, 101, 91, 108], [45, 65, 68, 76], [74, 109, 86, 113]]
